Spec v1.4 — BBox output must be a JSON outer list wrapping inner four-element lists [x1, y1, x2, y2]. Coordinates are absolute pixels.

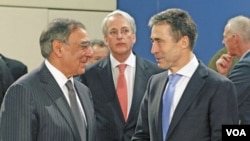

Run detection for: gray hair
[[101, 9, 136, 36], [90, 38, 106, 48], [148, 8, 198, 50], [39, 18, 86, 58], [227, 15, 250, 43]]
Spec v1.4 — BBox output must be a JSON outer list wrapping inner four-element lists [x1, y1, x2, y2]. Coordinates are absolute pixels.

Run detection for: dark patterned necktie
[[66, 80, 87, 141]]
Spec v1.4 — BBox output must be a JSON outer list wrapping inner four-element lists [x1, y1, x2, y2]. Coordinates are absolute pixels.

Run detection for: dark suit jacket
[[0, 54, 27, 81], [80, 54, 161, 141], [0, 60, 14, 104], [0, 54, 27, 106], [228, 51, 250, 124], [0, 63, 96, 141], [132, 62, 239, 141]]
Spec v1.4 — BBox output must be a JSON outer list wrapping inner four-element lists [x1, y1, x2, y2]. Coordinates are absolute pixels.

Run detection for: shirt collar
[[168, 55, 199, 78], [110, 52, 136, 69], [45, 59, 74, 87], [240, 49, 250, 61]]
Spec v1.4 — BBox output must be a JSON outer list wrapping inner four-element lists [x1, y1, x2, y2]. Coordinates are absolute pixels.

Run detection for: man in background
[[80, 10, 161, 141], [216, 15, 250, 124], [208, 47, 238, 72], [86, 38, 109, 65], [0, 53, 27, 106]]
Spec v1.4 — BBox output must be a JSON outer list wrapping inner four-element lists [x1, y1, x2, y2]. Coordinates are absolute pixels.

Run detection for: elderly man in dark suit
[[0, 54, 27, 106], [0, 18, 95, 141], [80, 10, 161, 141], [131, 8, 238, 141], [216, 15, 250, 124]]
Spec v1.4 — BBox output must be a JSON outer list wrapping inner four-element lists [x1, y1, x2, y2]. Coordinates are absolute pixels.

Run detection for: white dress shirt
[[110, 52, 136, 118], [168, 55, 199, 122], [44, 59, 87, 124]]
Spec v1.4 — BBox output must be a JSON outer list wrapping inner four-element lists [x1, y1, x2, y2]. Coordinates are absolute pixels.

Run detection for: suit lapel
[[96, 58, 125, 121], [154, 72, 169, 139], [167, 63, 207, 137], [39, 63, 81, 141], [96, 58, 116, 99], [127, 57, 149, 122]]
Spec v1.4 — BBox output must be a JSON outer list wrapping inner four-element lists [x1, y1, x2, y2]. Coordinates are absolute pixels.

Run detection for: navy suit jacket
[[80, 54, 161, 141], [132, 62, 239, 141], [0, 54, 27, 80], [228, 51, 250, 124], [0, 62, 96, 141], [0, 54, 27, 106]]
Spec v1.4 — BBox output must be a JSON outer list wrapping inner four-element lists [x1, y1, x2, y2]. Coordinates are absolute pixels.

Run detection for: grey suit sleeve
[[209, 80, 239, 141], [228, 60, 250, 104], [131, 79, 151, 141]]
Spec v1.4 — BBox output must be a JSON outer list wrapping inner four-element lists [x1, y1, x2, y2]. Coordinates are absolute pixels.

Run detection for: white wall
[[0, 0, 115, 11], [0, 0, 116, 71]]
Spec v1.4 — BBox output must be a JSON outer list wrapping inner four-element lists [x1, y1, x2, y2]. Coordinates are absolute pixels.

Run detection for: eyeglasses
[[108, 28, 132, 36]]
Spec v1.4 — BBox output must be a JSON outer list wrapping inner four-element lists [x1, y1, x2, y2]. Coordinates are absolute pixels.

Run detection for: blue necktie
[[162, 74, 182, 141]]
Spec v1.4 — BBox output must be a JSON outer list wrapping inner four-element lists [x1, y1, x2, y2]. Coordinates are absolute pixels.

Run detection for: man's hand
[[216, 54, 233, 76]]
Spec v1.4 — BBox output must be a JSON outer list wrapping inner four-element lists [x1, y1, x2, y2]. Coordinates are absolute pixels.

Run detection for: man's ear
[[180, 36, 189, 49], [232, 34, 240, 44], [52, 40, 64, 57]]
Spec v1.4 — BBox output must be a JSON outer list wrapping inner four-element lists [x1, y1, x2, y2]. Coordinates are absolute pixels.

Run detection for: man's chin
[[76, 68, 85, 75], [157, 63, 168, 70]]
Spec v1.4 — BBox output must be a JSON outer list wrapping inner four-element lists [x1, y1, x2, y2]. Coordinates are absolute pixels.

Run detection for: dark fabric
[[0, 54, 27, 107], [228, 51, 250, 124], [80, 54, 162, 141], [0, 62, 96, 141], [0, 54, 27, 80], [132, 61, 239, 141], [0, 58, 14, 105]]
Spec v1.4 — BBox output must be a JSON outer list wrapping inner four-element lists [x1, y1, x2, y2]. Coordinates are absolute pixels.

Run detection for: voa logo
[[226, 129, 246, 136]]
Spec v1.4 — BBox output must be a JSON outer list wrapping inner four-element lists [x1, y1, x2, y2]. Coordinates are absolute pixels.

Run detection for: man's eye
[[80, 41, 90, 49], [110, 30, 117, 35], [123, 29, 129, 33]]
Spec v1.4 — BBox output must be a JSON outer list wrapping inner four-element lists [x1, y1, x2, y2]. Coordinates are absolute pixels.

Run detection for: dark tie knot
[[65, 80, 74, 91]]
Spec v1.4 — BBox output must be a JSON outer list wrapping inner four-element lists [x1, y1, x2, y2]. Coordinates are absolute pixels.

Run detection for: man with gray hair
[[80, 9, 161, 141], [0, 18, 95, 141], [86, 38, 109, 65], [216, 15, 250, 124]]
